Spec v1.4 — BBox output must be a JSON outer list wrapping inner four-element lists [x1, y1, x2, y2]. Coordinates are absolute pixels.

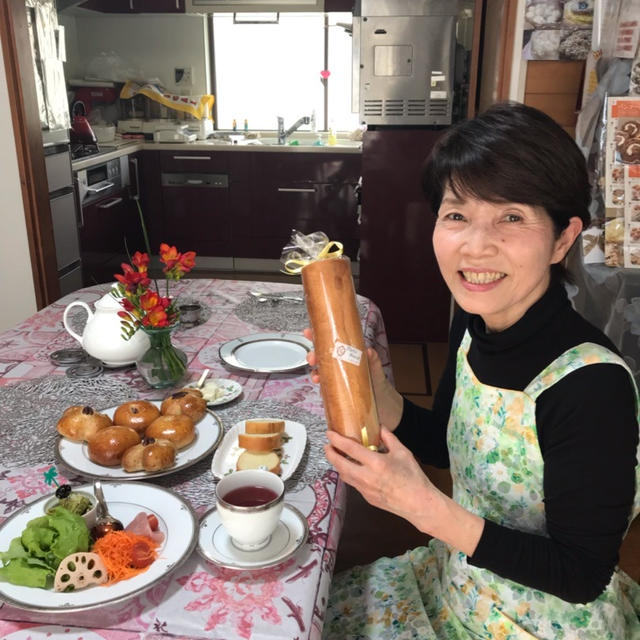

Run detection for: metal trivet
[[66, 362, 104, 379], [49, 348, 88, 367]]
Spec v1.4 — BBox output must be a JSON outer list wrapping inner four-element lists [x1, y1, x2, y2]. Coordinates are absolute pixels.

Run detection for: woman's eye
[[504, 213, 522, 223], [445, 212, 465, 221]]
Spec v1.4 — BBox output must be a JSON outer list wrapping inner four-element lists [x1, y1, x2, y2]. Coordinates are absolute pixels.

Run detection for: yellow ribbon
[[282, 240, 344, 274]]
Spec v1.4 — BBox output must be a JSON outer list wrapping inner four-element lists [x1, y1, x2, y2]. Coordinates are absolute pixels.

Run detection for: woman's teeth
[[461, 271, 506, 284]]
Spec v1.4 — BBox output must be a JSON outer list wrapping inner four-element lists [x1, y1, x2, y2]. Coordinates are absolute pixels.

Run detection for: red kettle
[[70, 102, 97, 145]]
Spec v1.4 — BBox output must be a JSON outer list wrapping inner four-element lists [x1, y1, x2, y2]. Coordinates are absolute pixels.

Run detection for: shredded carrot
[[92, 530, 159, 585]]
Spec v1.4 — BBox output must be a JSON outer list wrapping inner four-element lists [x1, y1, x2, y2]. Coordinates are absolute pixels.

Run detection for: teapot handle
[[63, 301, 92, 345]]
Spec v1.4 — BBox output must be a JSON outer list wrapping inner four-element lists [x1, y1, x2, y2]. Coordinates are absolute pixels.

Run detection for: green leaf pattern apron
[[323, 332, 640, 640]]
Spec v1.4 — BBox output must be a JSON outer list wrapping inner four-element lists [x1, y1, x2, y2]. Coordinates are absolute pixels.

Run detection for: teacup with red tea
[[215, 469, 284, 551]]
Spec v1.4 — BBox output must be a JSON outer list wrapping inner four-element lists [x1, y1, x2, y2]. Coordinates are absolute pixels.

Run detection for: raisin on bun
[[113, 400, 161, 434], [160, 390, 207, 423], [56, 406, 112, 442], [121, 437, 176, 473], [145, 414, 195, 449], [87, 426, 141, 466]]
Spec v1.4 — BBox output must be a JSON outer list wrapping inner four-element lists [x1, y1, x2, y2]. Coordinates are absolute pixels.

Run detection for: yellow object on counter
[[120, 81, 214, 121], [328, 129, 337, 145]]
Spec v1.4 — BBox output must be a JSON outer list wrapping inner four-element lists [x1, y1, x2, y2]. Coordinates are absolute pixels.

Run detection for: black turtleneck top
[[393, 282, 638, 604]]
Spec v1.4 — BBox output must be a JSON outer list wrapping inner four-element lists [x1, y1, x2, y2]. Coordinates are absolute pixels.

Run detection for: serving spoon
[[92, 480, 124, 539]]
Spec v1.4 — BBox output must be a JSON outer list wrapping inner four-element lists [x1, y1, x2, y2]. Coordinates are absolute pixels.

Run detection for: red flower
[[178, 251, 196, 273], [146, 306, 170, 327], [132, 251, 149, 273], [115, 263, 150, 291], [159, 244, 180, 271], [140, 290, 161, 311]]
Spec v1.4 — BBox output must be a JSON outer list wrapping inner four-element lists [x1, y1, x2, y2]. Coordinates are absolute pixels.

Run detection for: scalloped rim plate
[[56, 401, 223, 480], [0, 481, 197, 612], [210, 418, 306, 481], [218, 333, 312, 373]]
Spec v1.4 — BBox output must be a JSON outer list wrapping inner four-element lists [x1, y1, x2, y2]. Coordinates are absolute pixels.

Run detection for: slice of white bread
[[236, 450, 281, 475], [245, 419, 285, 435], [238, 432, 283, 452]]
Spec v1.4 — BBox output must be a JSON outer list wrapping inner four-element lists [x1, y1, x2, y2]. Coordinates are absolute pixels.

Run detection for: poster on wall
[[523, 1, 594, 60]]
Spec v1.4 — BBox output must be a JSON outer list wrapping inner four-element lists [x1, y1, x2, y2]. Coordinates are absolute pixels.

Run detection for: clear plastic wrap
[[282, 231, 380, 450]]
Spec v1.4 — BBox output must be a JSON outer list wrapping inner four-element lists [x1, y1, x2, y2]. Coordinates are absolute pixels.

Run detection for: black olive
[[55, 484, 72, 499], [142, 437, 156, 445], [171, 391, 187, 399], [82, 406, 94, 415]]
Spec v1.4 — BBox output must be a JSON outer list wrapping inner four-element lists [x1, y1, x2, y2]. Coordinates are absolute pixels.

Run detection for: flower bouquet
[[112, 239, 196, 389]]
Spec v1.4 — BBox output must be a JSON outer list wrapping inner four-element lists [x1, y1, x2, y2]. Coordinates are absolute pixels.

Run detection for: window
[[212, 12, 358, 132]]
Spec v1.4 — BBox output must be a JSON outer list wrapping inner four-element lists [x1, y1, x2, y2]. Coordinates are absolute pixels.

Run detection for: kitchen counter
[[72, 135, 362, 171]]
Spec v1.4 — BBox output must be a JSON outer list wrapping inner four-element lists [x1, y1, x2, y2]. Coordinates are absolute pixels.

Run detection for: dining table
[[0, 278, 392, 640]]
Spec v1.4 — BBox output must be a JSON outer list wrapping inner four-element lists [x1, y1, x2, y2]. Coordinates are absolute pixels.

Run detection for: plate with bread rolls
[[211, 418, 306, 481], [55, 389, 224, 480]]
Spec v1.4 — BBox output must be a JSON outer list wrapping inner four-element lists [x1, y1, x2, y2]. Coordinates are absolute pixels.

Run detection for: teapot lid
[[96, 288, 124, 310]]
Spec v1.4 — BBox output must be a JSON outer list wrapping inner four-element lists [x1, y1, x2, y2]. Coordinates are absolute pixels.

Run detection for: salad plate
[[210, 418, 307, 481], [197, 503, 308, 570], [0, 481, 197, 612], [219, 333, 312, 373], [56, 401, 223, 480]]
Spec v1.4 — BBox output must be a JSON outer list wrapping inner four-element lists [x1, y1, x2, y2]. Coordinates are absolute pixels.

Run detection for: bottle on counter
[[232, 119, 237, 132], [244, 118, 248, 132]]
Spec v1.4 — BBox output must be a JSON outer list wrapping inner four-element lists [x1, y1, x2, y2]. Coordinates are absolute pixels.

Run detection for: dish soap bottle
[[244, 118, 248, 133], [328, 127, 337, 146]]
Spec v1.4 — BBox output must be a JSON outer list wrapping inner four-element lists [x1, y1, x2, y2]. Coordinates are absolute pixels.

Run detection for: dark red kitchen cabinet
[[79, 186, 145, 286], [359, 129, 450, 343], [237, 152, 361, 260], [325, 0, 354, 10], [136, 150, 163, 249], [79, 0, 184, 12]]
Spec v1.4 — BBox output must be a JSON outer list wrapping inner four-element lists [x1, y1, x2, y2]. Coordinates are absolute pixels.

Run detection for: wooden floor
[[333, 342, 640, 585]]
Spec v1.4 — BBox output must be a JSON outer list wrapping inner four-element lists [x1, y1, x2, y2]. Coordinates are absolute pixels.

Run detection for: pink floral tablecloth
[[0, 279, 391, 640]]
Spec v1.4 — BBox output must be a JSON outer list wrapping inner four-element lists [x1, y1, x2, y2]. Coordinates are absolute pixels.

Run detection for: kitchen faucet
[[277, 115, 311, 145]]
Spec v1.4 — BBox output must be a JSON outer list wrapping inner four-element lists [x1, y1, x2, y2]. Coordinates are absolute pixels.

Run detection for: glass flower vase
[[135, 326, 187, 389]]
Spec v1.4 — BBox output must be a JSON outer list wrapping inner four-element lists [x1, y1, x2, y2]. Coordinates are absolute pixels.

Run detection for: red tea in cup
[[222, 485, 278, 507]]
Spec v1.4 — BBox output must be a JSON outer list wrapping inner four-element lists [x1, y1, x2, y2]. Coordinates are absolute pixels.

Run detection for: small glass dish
[[44, 490, 98, 530]]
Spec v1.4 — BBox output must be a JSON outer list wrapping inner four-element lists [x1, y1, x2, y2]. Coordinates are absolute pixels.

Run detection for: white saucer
[[197, 503, 308, 570]]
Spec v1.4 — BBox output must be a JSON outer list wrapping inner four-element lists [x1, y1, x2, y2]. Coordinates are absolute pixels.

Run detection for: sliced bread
[[245, 419, 285, 435], [238, 431, 283, 452], [236, 450, 281, 475]]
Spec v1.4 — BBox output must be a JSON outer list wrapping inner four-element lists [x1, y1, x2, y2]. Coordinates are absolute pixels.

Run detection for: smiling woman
[[320, 103, 640, 640]]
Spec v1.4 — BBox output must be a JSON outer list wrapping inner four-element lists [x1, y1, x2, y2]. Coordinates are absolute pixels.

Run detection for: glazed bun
[[121, 438, 176, 473], [113, 400, 160, 434], [161, 389, 207, 423], [87, 426, 140, 466], [145, 414, 195, 449], [57, 406, 112, 442]]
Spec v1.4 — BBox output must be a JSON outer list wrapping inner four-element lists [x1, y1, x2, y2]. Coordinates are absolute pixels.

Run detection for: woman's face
[[432, 188, 582, 332]]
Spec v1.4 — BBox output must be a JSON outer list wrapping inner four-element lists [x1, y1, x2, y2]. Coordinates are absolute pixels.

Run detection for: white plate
[[211, 419, 307, 481], [56, 401, 223, 480], [197, 503, 308, 570], [0, 481, 197, 612], [219, 333, 312, 373], [185, 378, 243, 406]]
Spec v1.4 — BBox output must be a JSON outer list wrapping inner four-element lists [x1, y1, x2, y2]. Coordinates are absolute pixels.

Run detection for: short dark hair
[[421, 102, 591, 233]]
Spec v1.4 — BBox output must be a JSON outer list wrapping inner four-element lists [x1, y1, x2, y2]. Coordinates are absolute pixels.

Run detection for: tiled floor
[[333, 342, 640, 584]]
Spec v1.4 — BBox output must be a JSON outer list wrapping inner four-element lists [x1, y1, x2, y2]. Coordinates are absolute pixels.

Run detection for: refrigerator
[[27, 0, 82, 296]]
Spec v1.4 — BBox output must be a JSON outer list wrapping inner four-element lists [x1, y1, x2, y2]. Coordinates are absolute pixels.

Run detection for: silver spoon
[[91, 480, 124, 539], [249, 291, 304, 303]]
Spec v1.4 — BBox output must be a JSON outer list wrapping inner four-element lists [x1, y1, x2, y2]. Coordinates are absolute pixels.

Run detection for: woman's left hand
[[324, 427, 442, 534]]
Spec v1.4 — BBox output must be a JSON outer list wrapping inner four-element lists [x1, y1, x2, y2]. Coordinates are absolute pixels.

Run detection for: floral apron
[[322, 332, 640, 640]]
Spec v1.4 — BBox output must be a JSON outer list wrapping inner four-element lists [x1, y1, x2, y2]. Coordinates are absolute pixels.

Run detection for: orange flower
[[178, 251, 196, 272], [132, 251, 149, 273], [140, 290, 161, 311], [145, 306, 170, 327], [159, 244, 180, 270]]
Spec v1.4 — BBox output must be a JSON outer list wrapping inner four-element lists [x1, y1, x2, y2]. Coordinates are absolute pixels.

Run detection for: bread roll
[[302, 256, 380, 449], [56, 406, 112, 442], [145, 414, 195, 449], [122, 438, 176, 473], [238, 432, 283, 452], [113, 401, 160, 434], [245, 420, 285, 434], [87, 426, 140, 467], [161, 390, 207, 423], [236, 450, 281, 475]]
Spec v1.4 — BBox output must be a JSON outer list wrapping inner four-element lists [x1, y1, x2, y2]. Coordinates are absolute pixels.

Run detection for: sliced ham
[[125, 512, 165, 545]]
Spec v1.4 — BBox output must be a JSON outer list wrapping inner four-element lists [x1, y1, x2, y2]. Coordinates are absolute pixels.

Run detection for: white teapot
[[63, 291, 150, 367]]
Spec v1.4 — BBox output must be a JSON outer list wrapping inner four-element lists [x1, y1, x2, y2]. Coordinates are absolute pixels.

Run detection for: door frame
[[0, 0, 60, 308]]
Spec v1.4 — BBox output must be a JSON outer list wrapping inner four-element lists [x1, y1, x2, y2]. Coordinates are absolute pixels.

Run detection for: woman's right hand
[[303, 328, 404, 431]]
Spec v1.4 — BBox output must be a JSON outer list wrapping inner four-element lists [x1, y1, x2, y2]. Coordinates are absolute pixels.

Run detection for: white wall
[[0, 32, 38, 333], [59, 12, 209, 95]]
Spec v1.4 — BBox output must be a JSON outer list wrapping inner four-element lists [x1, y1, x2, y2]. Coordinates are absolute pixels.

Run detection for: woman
[[315, 103, 640, 639]]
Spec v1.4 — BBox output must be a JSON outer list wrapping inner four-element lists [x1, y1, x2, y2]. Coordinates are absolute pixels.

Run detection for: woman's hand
[[325, 428, 485, 556], [303, 328, 404, 430]]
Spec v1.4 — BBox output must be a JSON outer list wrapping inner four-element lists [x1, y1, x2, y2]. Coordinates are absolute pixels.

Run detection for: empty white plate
[[218, 333, 312, 373], [197, 503, 308, 570]]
